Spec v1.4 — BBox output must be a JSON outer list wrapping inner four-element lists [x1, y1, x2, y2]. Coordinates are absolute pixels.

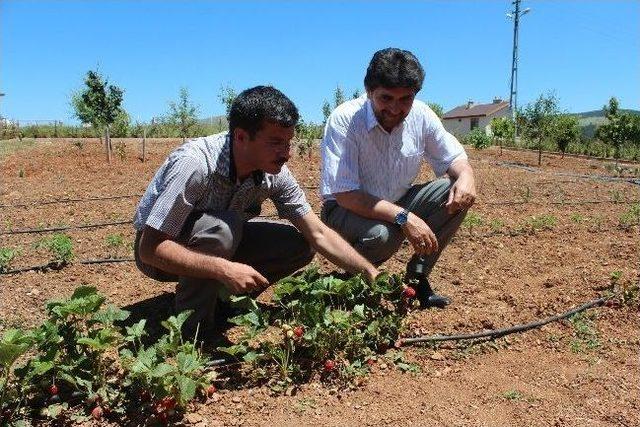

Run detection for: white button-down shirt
[[320, 95, 467, 202]]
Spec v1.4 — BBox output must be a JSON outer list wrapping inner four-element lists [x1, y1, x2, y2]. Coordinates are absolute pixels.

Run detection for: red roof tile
[[442, 101, 510, 119]]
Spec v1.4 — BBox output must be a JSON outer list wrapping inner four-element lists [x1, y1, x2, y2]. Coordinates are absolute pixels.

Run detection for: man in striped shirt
[[321, 48, 476, 308], [134, 86, 378, 338]]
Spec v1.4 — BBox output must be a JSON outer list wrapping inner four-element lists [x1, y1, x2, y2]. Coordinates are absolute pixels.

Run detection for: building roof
[[443, 100, 510, 119]]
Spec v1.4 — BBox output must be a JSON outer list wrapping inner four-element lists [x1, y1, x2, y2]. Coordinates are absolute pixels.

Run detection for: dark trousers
[[135, 211, 315, 336]]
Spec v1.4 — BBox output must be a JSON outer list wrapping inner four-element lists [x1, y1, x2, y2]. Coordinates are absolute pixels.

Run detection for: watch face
[[396, 210, 408, 225]]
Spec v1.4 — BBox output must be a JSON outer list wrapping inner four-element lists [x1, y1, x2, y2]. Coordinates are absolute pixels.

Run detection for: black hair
[[364, 48, 425, 92], [229, 86, 299, 139]]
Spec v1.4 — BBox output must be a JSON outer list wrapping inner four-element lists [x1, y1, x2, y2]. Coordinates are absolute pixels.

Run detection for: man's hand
[[401, 212, 439, 255], [218, 262, 269, 295], [445, 160, 476, 214]]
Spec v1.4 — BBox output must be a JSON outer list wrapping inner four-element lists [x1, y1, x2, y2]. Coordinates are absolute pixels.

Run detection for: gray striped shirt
[[320, 95, 467, 202], [133, 133, 311, 237]]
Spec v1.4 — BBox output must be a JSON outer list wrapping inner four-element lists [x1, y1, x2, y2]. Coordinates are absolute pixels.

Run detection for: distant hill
[[570, 109, 640, 138]]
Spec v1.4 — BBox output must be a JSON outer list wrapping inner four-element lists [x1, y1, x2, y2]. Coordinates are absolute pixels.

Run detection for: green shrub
[[464, 128, 492, 149]]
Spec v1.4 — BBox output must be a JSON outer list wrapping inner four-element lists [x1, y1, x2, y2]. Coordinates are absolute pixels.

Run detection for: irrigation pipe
[[397, 296, 607, 346], [495, 161, 640, 186], [0, 219, 133, 235], [0, 257, 135, 275], [0, 186, 319, 209], [0, 194, 143, 209]]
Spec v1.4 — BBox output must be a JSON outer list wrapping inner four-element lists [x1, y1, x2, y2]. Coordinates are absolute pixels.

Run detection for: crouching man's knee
[[182, 211, 244, 259], [356, 223, 402, 265]]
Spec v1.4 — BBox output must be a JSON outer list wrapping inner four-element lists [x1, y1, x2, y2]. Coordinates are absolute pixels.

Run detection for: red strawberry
[[366, 358, 376, 366], [324, 359, 336, 372], [49, 384, 59, 396], [293, 326, 304, 338], [205, 384, 217, 397], [91, 406, 103, 420], [403, 286, 416, 298], [160, 396, 176, 410]]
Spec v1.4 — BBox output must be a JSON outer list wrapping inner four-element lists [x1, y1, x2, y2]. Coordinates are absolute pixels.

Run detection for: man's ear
[[233, 127, 250, 144]]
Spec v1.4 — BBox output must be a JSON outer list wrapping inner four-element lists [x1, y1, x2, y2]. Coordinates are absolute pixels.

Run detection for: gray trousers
[[135, 211, 315, 336], [321, 178, 467, 278]]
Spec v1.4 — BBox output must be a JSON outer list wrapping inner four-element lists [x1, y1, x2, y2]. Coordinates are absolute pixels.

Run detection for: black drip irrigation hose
[[200, 296, 611, 370], [495, 161, 640, 186], [0, 194, 143, 209], [0, 257, 135, 275], [0, 219, 133, 235], [398, 297, 607, 346]]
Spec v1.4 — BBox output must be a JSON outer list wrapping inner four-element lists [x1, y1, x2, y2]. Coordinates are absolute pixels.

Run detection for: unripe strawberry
[[91, 406, 103, 420], [324, 359, 336, 372], [293, 326, 304, 337], [286, 330, 294, 338], [281, 324, 292, 331], [402, 286, 416, 298]]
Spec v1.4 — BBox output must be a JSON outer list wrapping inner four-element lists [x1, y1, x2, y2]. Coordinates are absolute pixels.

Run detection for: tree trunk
[[105, 127, 112, 163], [538, 139, 542, 166], [142, 127, 146, 162]]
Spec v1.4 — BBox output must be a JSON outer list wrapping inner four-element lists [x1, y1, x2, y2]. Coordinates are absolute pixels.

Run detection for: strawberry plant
[[0, 329, 34, 423], [0, 247, 19, 273], [2, 287, 216, 424], [119, 311, 216, 416], [218, 268, 408, 389], [35, 233, 74, 267]]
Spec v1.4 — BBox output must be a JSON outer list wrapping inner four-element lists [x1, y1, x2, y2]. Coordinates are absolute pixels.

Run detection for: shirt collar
[[365, 98, 379, 132], [225, 133, 265, 186]]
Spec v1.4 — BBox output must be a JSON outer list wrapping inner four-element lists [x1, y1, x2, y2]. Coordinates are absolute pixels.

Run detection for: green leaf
[[151, 362, 176, 378], [92, 304, 130, 325], [176, 352, 200, 374], [353, 304, 365, 319], [125, 319, 147, 340], [217, 344, 248, 357], [243, 351, 259, 363], [176, 374, 197, 403]]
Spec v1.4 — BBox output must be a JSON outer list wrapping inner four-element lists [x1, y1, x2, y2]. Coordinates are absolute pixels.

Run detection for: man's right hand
[[401, 212, 439, 255], [219, 262, 270, 295]]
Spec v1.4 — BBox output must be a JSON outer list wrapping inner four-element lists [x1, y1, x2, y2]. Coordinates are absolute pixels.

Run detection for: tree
[[520, 92, 560, 165], [596, 97, 634, 166], [71, 70, 124, 162], [552, 114, 580, 157], [427, 103, 444, 119], [167, 87, 200, 143], [333, 85, 345, 108], [490, 117, 515, 154], [352, 88, 362, 99], [322, 100, 332, 124], [218, 85, 237, 117]]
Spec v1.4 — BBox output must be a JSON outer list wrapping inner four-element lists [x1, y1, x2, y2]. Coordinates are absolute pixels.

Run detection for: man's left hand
[[445, 170, 476, 214]]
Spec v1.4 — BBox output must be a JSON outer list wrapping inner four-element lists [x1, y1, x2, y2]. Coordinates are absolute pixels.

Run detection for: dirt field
[[1, 137, 639, 426]]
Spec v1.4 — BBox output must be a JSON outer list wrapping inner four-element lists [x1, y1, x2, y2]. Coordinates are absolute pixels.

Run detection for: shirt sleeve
[[320, 111, 360, 198], [144, 155, 207, 237], [422, 106, 468, 177], [270, 165, 312, 220]]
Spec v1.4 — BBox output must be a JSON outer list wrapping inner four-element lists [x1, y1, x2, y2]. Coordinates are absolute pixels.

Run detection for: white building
[[442, 98, 511, 138]]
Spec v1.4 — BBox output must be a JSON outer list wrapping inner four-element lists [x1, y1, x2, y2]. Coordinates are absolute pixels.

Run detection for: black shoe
[[412, 276, 451, 309]]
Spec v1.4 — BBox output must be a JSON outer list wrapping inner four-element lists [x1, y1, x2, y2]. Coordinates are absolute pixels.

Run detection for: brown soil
[[1, 138, 639, 426]]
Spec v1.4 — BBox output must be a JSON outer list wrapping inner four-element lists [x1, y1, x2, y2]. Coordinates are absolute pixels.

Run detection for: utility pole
[[507, 0, 531, 145]]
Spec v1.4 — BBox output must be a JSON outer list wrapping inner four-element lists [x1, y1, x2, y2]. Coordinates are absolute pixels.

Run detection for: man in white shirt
[[320, 48, 476, 308]]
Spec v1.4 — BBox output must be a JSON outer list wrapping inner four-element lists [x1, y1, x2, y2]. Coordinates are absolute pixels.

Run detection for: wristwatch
[[394, 209, 409, 226]]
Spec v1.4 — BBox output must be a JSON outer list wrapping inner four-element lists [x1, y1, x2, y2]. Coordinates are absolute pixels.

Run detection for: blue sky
[[1, 0, 639, 124]]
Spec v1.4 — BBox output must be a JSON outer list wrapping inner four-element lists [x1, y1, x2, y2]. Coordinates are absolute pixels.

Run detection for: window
[[470, 117, 479, 130]]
